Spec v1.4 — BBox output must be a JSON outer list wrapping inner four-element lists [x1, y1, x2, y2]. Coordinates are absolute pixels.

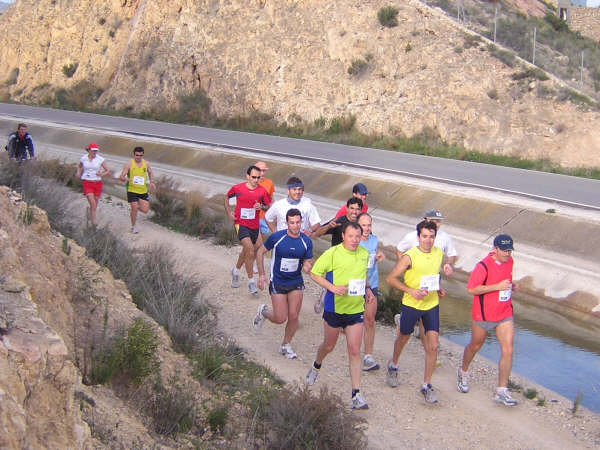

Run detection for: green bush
[[206, 404, 229, 434], [487, 44, 516, 68], [262, 386, 367, 449], [327, 115, 356, 134], [511, 67, 549, 81], [523, 388, 538, 399], [347, 58, 369, 76], [145, 375, 197, 436], [62, 63, 78, 78], [378, 6, 399, 28], [55, 80, 104, 110], [90, 318, 160, 385]]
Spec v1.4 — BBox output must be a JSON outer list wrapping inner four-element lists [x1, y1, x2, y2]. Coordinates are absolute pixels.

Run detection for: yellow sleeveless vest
[[402, 246, 443, 310], [127, 159, 148, 194]]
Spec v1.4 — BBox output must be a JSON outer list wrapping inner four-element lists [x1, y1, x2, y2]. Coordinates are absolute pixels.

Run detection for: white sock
[[497, 387, 508, 394], [248, 277, 255, 283], [389, 362, 398, 370]]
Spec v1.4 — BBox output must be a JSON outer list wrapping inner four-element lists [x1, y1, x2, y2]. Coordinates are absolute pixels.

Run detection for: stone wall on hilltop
[[0, 0, 599, 168]]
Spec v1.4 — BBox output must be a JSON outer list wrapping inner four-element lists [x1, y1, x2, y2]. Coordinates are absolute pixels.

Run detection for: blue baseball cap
[[352, 183, 368, 195], [493, 234, 514, 251]]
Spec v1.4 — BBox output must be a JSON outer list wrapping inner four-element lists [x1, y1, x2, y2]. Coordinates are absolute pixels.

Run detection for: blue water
[[439, 298, 600, 413]]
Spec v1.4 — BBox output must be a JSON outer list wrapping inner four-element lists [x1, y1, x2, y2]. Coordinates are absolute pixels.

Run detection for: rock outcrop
[[0, 186, 206, 448], [0, 0, 599, 169]]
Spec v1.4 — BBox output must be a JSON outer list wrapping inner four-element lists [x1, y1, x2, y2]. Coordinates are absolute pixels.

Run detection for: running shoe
[[248, 279, 258, 295], [280, 343, 297, 359], [131, 226, 139, 234], [231, 268, 239, 288], [413, 323, 421, 339], [350, 392, 369, 410], [494, 389, 518, 406], [306, 366, 319, 385], [457, 368, 470, 393], [252, 304, 268, 330], [386, 360, 399, 388], [314, 288, 325, 314], [420, 384, 438, 404], [362, 354, 380, 371]]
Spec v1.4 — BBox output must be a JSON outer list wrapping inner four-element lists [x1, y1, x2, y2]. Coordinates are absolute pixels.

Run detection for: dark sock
[[352, 389, 360, 398], [313, 361, 322, 370]]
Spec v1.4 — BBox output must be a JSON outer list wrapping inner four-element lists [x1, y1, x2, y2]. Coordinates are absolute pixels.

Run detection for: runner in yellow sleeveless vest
[[119, 146, 156, 234]]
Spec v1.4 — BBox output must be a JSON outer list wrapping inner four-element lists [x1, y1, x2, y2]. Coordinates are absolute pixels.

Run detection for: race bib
[[280, 258, 299, 273], [240, 208, 256, 220], [367, 253, 376, 269], [419, 274, 440, 291], [132, 175, 145, 186], [499, 287, 512, 302], [348, 279, 366, 296]]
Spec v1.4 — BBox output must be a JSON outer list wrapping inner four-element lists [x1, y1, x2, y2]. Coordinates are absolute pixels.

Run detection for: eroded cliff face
[[1, 0, 599, 168], [0, 186, 206, 448]]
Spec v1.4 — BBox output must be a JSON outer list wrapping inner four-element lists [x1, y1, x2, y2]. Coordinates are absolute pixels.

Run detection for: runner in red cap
[[76, 143, 109, 227]]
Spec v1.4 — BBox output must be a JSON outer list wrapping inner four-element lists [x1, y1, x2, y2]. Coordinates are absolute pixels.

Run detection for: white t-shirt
[[396, 229, 458, 257], [79, 154, 105, 181], [265, 196, 321, 232]]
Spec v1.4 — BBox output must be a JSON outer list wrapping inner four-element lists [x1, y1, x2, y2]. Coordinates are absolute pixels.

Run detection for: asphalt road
[[2, 102, 599, 210]]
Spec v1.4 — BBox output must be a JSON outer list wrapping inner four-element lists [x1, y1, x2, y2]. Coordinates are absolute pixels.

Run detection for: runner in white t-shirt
[[265, 176, 321, 237]]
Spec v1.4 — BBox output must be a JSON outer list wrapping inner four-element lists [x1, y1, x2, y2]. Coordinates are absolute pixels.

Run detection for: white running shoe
[[248, 279, 258, 295], [231, 268, 239, 288], [350, 392, 369, 410], [362, 354, 380, 371], [306, 365, 319, 385], [252, 304, 268, 330], [280, 343, 298, 359], [314, 288, 325, 314], [420, 384, 439, 404], [494, 389, 518, 406], [457, 368, 470, 393], [386, 361, 399, 388], [131, 226, 139, 234]]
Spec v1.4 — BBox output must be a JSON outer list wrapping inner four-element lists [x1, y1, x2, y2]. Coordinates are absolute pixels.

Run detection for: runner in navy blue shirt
[[253, 208, 313, 359]]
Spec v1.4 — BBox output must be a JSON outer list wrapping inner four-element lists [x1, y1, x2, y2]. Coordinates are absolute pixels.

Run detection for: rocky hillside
[[0, 186, 208, 448], [1, 0, 599, 168]]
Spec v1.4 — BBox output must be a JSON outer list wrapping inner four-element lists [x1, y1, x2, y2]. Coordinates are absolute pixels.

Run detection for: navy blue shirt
[[264, 230, 313, 286]]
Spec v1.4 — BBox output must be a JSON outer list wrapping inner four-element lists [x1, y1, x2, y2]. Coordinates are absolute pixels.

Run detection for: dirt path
[[90, 194, 599, 449]]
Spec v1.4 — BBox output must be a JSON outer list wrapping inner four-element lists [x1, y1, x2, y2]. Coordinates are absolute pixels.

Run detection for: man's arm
[[256, 244, 269, 290], [312, 219, 338, 239], [26, 135, 35, 159], [385, 254, 428, 300], [223, 193, 235, 223], [146, 162, 156, 190], [310, 272, 346, 296], [467, 279, 511, 296], [119, 161, 131, 182]]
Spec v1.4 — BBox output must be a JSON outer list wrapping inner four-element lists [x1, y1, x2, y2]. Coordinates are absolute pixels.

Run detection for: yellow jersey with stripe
[[127, 159, 148, 194], [402, 246, 443, 311]]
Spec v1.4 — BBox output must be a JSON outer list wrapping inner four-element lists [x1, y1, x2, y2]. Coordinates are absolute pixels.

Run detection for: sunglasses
[[250, 175, 261, 179]]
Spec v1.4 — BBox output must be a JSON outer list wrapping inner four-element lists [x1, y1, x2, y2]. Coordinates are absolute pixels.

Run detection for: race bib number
[[240, 208, 256, 220], [348, 279, 366, 296], [280, 258, 299, 273], [367, 253, 376, 269], [499, 287, 512, 302], [419, 274, 440, 291], [132, 175, 145, 186]]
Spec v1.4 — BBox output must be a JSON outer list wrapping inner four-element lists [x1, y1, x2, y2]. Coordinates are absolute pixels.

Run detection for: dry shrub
[[262, 385, 367, 449]]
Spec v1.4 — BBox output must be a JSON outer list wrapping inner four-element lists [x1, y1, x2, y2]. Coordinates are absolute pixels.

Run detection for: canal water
[[438, 290, 600, 413]]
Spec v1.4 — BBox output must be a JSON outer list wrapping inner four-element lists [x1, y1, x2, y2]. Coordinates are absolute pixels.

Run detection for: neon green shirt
[[311, 244, 369, 314]]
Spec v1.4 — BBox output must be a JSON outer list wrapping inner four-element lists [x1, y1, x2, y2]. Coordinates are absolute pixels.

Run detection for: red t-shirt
[[335, 202, 368, 218], [467, 252, 514, 322], [227, 183, 271, 229]]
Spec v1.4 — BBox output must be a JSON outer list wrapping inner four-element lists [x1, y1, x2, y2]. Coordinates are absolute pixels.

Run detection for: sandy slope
[[88, 193, 599, 449]]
